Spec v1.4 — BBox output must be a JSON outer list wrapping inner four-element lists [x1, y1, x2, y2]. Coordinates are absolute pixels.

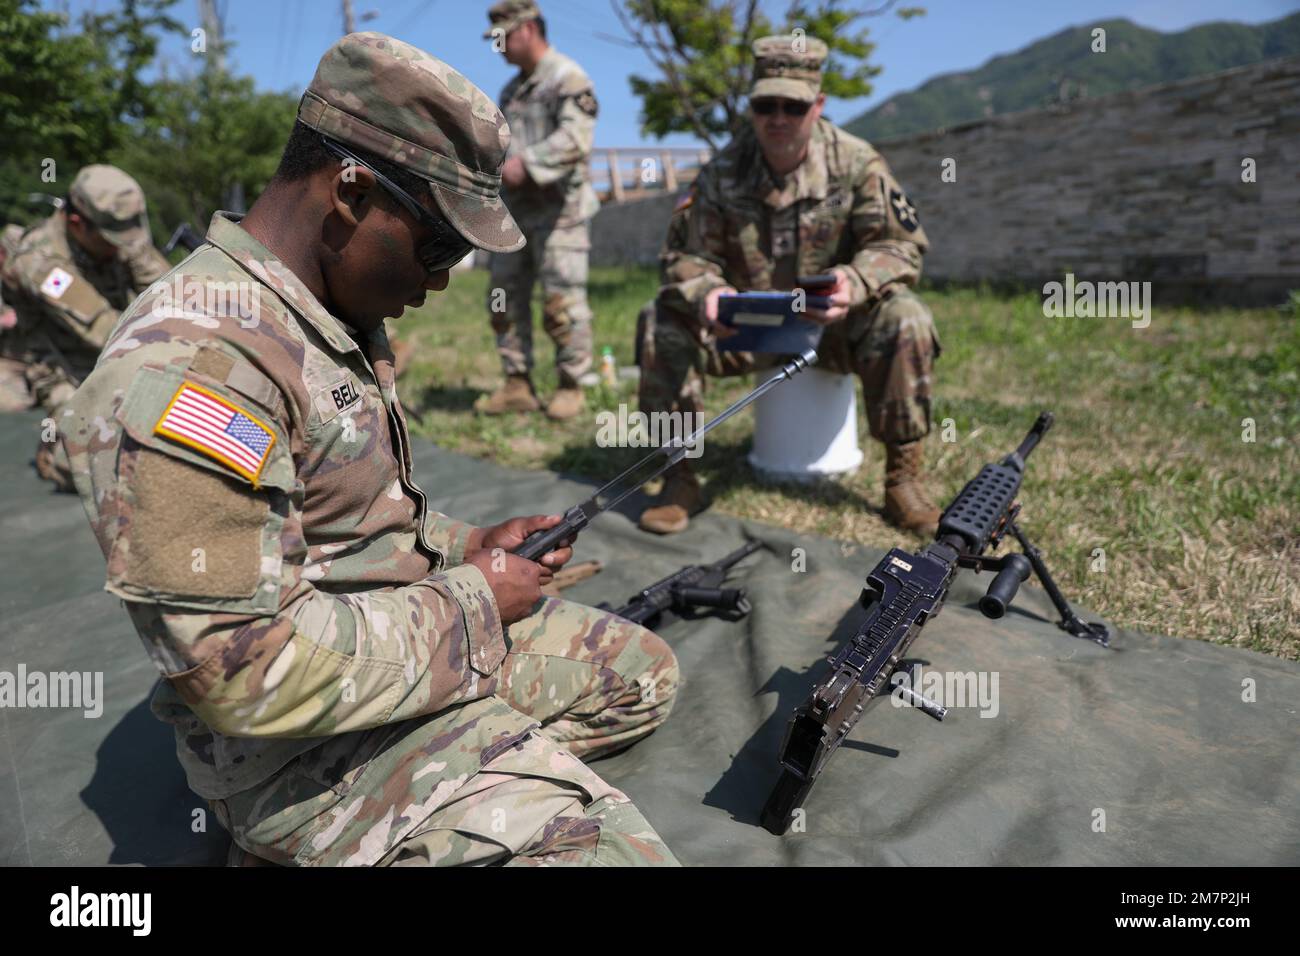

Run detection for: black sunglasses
[[751, 98, 813, 117], [320, 136, 474, 273]]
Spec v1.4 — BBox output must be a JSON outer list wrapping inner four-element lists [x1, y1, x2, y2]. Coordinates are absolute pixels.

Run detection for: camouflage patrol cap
[[482, 0, 541, 40], [298, 32, 524, 253], [67, 165, 152, 250], [750, 34, 829, 103]]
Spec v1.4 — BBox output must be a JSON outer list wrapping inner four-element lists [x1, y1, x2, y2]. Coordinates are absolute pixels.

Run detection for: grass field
[[392, 266, 1300, 660]]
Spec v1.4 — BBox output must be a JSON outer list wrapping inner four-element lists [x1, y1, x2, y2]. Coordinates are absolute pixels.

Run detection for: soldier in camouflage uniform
[[476, 0, 599, 421], [1, 167, 170, 486], [0, 223, 30, 412], [638, 35, 943, 536], [59, 33, 679, 866]]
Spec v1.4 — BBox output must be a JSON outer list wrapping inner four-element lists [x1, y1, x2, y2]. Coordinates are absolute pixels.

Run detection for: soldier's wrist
[[433, 563, 507, 677], [836, 266, 870, 308], [463, 526, 486, 556]]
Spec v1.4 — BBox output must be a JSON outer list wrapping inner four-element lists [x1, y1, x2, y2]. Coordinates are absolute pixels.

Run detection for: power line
[[392, 0, 437, 39], [274, 0, 289, 84], [286, 0, 305, 88]]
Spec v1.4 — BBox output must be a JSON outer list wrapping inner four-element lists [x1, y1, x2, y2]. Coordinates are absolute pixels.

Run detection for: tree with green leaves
[[0, 0, 181, 226], [111, 70, 298, 243], [612, 0, 924, 148], [0, 0, 297, 251]]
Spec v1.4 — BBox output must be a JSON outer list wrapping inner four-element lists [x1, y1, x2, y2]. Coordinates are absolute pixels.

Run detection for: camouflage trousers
[[0, 355, 34, 412], [27, 359, 80, 492], [638, 287, 941, 445], [487, 220, 593, 387], [212, 596, 682, 866], [26, 358, 80, 414]]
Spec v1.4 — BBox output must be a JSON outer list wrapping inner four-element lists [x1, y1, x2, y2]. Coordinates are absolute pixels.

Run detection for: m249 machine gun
[[761, 411, 1109, 834]]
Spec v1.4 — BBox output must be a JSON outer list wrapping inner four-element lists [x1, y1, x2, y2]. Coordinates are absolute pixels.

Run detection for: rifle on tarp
[[597, 540, 764, 626], [761, 411, 1109, 835], [164, 222, 206, 255], [512, 349, 817, 561]]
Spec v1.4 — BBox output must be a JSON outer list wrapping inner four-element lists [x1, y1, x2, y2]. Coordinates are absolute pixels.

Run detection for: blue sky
[[46, 0, 1300, 148]]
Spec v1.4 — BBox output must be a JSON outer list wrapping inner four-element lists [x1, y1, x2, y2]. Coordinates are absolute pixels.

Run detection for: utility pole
[[198, 0, 226, 74], [342, 1, 380, 36], [196, 0, 242, 213]]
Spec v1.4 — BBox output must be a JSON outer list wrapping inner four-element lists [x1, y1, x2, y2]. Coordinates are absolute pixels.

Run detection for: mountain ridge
[[844, 14, 1300, 142]]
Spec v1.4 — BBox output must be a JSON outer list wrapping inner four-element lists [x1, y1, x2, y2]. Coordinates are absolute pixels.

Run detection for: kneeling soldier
[[2, 166, 170, 488], [60, 33, 679, 866], [638, 35, 942, 536]]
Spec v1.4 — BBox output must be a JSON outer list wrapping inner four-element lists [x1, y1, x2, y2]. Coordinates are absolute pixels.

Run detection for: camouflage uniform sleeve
[[423, 511, 477, 567], [123, 242, 172, 292], [656, 169, 730, 325], [842, 154, 930, 306], [66, 342, 505, 739], [11, 247, 121, 352], [519, 74, 597, 187]]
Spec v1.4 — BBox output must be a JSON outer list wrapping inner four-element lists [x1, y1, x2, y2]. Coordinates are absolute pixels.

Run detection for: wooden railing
[[590, 146, 713, 204]]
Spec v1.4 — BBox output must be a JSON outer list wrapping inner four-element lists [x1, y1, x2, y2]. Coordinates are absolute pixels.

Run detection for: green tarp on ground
[[1, 409, 1296, 866]]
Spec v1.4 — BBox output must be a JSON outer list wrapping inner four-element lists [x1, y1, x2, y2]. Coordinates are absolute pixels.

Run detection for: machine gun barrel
[[513, 351, 815, 561], [1013, 411, 1054, 464]]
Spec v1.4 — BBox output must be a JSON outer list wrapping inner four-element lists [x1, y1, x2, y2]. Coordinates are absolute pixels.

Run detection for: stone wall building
[[589, 56, 1300, 303]]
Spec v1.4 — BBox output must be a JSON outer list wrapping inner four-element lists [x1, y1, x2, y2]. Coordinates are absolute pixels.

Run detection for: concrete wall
[[585, 57, 1300, 301]]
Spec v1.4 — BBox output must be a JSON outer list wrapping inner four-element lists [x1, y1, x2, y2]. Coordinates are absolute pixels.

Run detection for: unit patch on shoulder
[[154, 382, 276, 485], [40, 267, 75, 299], [889, 188, 920, 232], [574, 90, 598, 118]]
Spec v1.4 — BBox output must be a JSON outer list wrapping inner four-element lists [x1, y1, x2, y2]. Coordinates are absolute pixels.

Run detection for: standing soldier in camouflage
[[59, 33, 679, 867], [1, 167, 170, 486], [637, 35, 943, 536], [476, 0, 599, 421]]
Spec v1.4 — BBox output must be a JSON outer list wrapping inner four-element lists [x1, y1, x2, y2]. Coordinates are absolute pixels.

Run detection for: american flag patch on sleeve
[[154, 382, 277, 485]]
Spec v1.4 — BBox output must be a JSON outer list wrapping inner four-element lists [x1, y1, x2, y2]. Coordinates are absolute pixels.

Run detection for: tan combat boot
[[638, 466, 704, 535], [474, 374, 540, 415], [545, 386, 585, 421], [883, 440, 942, 536]]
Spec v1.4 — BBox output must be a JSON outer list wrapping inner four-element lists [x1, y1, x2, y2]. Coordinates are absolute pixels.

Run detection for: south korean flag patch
[[40, 267, 75, 300], [889, 188, 920, 233]]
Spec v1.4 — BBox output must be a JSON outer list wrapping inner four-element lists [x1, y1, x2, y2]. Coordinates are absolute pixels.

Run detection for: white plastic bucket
[[747, 366, 863, 482]]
